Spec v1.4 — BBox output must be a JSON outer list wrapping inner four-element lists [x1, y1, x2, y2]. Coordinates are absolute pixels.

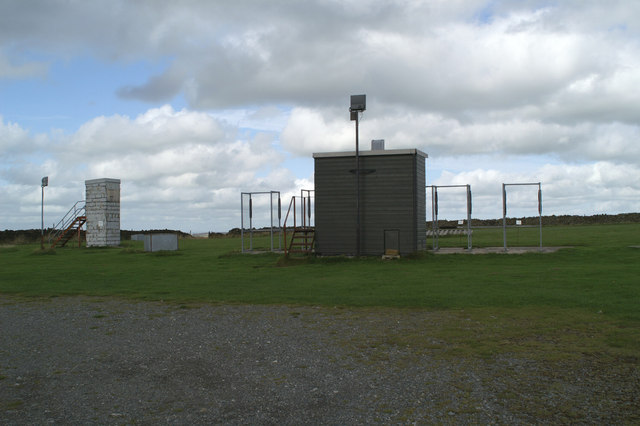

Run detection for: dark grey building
[[313, 148, 427, 256]]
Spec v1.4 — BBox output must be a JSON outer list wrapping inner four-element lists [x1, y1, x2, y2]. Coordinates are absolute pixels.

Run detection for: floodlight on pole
[[349, 94, 366, 256], [41, 176, 48, 249]]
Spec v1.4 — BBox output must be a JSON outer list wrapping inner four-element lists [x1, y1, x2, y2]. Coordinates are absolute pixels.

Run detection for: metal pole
[[270, 192, 274, 252], [355, 113, 360, 257], [241, 193, 245, 253], [538, 184, 543, 249], [502, 183, 507, 251], [41, 185, 45, 249], [428, 186, 433, 249], [249, 196, 253, 251], [466, 185, 472, 250], [302, 190, 306, 227], [278, 194, 282, 251], [430, 186, 436, 250], [434, 187, 439, 250]]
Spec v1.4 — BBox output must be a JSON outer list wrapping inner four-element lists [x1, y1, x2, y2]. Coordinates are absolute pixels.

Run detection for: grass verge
[[1, 223, 638, 361]]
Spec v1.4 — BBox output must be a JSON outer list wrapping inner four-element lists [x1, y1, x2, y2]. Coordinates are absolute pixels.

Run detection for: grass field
[[1, 223, 639, 360]]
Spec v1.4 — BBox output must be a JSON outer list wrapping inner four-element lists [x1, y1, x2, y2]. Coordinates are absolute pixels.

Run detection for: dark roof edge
[[312, 148, 428, 159]]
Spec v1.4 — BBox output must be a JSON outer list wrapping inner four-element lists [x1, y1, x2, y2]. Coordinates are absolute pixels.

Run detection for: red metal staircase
[[49, 201, 86, 248], [51, 216, 86, 248]]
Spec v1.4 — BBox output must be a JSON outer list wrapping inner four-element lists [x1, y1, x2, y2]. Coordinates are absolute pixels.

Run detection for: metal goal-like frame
[[502, 182, 542, 251], [240, 191, 282, 253], [427, 184, 472, 250]]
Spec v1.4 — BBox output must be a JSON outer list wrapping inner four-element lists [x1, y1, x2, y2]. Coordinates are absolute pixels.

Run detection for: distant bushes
[[0, 229, 45, 245]]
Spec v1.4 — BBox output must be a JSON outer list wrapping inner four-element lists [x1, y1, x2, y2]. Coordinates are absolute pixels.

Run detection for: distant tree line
[[433, 213, 640, 228]]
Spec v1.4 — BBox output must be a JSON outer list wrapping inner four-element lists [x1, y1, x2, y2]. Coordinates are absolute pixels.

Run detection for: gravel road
[[1, 296, 638, 424]]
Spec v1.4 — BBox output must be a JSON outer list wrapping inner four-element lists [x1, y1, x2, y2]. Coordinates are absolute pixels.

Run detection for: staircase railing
[[49, 201, 86, 246], [283, 197, 297, 254], [283, 190, 314, 255]]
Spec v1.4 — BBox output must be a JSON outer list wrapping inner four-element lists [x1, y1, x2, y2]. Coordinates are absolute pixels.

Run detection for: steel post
[[502, 183, 507, 251], [466, 184, 472, 250], [355, 113, 360, 257], [41, 185, 45, 250]]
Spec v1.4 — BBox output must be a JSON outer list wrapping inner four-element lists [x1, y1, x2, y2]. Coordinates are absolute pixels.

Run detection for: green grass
[[0, 224, 638, 314], [431, 222, 637, 248], [1, 223, 639, 360]]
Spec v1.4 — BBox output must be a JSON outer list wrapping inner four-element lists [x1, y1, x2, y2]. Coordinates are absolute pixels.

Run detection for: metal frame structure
[[300, 189, 314, 228], [427, 184, 472, 250], [240, 191, 282, 253], [502, 182, 542, 251]]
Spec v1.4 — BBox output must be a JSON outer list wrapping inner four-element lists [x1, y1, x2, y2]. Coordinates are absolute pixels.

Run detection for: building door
[[384, 230, 400, 255]]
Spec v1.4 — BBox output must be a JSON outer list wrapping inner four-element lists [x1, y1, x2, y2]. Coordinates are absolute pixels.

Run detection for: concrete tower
[[85, 178, 121, 247]]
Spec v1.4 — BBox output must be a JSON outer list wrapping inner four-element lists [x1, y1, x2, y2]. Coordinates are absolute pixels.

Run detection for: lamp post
[[349, 94, 366, 256], [41, 176, 48, 249]]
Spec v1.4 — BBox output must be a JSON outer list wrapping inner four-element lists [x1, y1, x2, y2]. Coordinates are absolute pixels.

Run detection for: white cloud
[[281, 107, 640, 164], [0, 52, 47, 79], [280, 108, 353, 155], [2, 1, 640, 231], [432, 161, 640, 220], [0, 106, 305, 231], [67, 106, 225, 158], [0, 116, 45, 157], [3, 1, 639, 120]]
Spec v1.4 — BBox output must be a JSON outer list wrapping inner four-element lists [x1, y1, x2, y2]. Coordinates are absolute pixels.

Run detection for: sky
[[1, 0, 639, 233]]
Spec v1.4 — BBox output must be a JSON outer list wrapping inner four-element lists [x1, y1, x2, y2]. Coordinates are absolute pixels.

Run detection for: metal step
[[287, 227, 315, 256], [51, 216, 86, 248]]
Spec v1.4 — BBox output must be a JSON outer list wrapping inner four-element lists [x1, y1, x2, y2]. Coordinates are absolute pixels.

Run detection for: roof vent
[[371, 139, 385, 150]]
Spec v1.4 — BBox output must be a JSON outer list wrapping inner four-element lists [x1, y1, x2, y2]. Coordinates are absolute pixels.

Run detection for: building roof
[[312, 148, 428, 159]]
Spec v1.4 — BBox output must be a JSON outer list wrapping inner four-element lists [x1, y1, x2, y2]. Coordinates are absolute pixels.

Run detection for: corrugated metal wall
[[314, 150, 426, 256]]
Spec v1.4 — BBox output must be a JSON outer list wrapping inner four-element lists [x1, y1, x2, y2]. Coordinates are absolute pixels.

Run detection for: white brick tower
[[85, 178, 121, 247]]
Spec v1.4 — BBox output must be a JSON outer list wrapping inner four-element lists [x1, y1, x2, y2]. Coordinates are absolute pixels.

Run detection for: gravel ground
[[1, 296, 638, 424]]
